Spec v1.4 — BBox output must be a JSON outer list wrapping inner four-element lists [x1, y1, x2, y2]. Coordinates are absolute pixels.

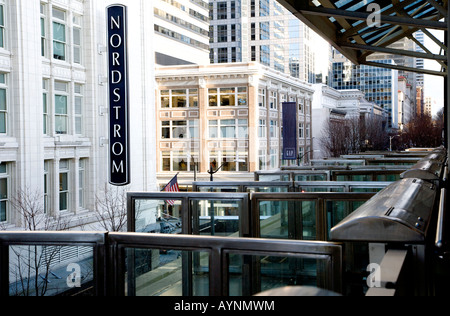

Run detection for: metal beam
[[299, 6, 447, 30], [363, 61, 447, 77], [428, 0, 448, 18], [340, 42, 447, 61], [341, 0, 422, 40]]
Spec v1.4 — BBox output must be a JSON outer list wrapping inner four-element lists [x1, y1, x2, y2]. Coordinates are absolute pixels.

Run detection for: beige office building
[[155, 62, 314, 186]]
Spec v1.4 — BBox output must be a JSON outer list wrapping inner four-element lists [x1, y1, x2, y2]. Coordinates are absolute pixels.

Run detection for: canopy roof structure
[[278, 0, 448, 77]]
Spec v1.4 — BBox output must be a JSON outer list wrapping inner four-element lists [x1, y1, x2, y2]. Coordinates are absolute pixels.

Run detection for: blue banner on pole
[[282, 102, 297, 160]]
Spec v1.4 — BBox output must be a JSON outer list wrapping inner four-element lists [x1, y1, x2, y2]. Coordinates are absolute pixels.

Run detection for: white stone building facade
[[0, 0, 212, 230]]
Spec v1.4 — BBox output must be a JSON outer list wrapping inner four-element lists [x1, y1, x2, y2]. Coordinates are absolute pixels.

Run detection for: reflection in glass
[[125, 249, 209, 297]]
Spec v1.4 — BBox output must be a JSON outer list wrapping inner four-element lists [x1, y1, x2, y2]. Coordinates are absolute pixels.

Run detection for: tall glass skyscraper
[[330, 51, 399, 129], [208, 0, 327, 83]]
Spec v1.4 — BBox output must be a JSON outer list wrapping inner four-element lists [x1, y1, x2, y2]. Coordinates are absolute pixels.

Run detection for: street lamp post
[[208, 161, 228, 182], [208, 155, 246, 182], [297, 150, 320, 166], [390, 135, 400, 152]]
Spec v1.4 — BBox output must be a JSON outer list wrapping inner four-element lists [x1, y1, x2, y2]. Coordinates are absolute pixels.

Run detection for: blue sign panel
[[107, 5, 130, 186], [282, 102, 297, 160]]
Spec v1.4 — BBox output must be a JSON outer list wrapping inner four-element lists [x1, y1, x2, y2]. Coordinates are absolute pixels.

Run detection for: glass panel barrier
[[296, 181, 391, 193], [0, 232, 106, 297], [252, 193, 375, 241], [228, 254, 324, 296], [135, 198, 183, 234], [1, 232, 343, 296], [193, 182, 293, 193], [124, 248, 209, 297], [128, 193, 249, 237], [8, 245, 94, 296], [191, 198, 244, 237], [326, 200, 367, 240], [197, 187, 240, 193]]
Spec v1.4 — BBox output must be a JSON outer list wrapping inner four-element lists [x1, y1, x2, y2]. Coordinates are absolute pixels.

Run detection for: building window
[[172, 151, 188, 172], [209, 151, 248, 172], [0, 4, 5, 49], [209, 119, 248, 139], [217, 2, 227, 19], [161, 120, 198, 140], [259, 119, 266, 138], [73, 15, 82, 64], [270, 120, 278, 138], [161, 89, 198, 108], [43, 79, 49, 135], [260, 45, 270, 66], [217, 47, 228, 63], [55, 81, 68, 135], [258, 89, 266, 108], [260, 22, 270, 40], [220, 119, 236, 138], [217, 25, 228, 43], [40, 4, 47, 57], [259, 0, 270, 16], [52, 8, 66, 61], [44, 161, 50, 214], [270, 149, 278, 169], [78, 159, 85, 209], [208, 87, 247, 107], [0, 163, 8, 222], [0, 74, 6, 134], [269, 91, 277, 110], [74, 83, 83, 135], [59, 160, 69, 212], [259, 150, 267, 171], [161, 151, 197, 172]]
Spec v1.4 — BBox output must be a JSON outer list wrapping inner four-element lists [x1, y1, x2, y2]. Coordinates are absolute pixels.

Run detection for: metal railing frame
[[127, 192, 250, 236], [250, 192, 375, 241], [0, 232, 343, 297], [192, 181, 391, 193], [128, 192, 376, 241]]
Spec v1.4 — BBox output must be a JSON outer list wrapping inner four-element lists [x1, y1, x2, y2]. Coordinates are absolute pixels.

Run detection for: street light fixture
[[208, 154, 246, 182], [390, 135, 400, 152], [297, 150, 320, 166]]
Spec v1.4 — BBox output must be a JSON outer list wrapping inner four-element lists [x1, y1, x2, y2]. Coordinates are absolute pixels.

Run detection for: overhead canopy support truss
[[277, 0, 450, 152], [277, 0, 448, 77]]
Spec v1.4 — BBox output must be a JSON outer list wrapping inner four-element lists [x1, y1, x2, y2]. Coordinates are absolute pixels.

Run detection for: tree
[[320, 119, 351, 158], [8, 188, 74, 296], [402, 112, 444, 148], [320, 115, 389, 157], [94, 184, 129, 232]]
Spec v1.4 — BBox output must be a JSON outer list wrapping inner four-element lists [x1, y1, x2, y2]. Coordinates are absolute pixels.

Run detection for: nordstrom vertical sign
[[107, 5, 130, 186]]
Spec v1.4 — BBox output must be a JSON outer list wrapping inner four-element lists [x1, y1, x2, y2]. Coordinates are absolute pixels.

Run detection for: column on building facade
[[199, 78, 208, 173], [266, 86, 272, 169], [248, 76, 259, 173], [11, 0, 45, 197]]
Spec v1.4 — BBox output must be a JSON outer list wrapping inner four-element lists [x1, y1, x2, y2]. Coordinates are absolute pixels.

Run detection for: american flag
[[163, 175, 179, 206]]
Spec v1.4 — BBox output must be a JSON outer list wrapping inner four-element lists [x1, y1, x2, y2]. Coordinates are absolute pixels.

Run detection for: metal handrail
[[436, 188, 447, 249], [0, 231, 343, 297], [128, 192, 375, 241]]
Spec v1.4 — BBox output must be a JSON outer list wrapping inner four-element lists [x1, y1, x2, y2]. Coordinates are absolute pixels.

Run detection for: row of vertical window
[[161, 151, 248, 173], [0, 159, 87, 224], [40, 4, 83, 64], [161, 87, 248, 108], [43, 79, 84, 136], [0, 73, 84, 137]]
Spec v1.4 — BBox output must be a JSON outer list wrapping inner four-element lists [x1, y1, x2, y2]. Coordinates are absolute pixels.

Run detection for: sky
[[423, 30, 445, 116]]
